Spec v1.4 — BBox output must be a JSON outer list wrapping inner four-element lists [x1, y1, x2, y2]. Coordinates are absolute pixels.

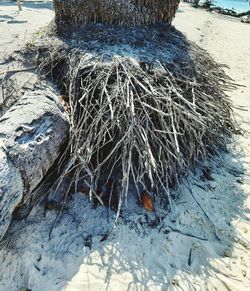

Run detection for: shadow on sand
[[0, 1, 53, 23], [0, 147, 248, 290], [0, 23, 249, 291]]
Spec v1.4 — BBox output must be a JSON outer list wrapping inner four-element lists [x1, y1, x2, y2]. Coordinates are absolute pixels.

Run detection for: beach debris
[[188, 248, 193, 266], [93, 179, 119, 210], [100, 233, 109, 242], [0, 66, 36, 76], [186, 0, 250, 20], [59, 95, 71, 113], [228, 167, 245, 177], [140, 191, 154, 212], [201, 167, 214, 181], [171, 278, 180, 287], [184, 178, 221, 241], [44, 198, 69, 219], [45, 200, 61, 212], [79, 187, 90, 196], [147, 216, 161, 228], [33, 263, 41, 272], [165, 225, 208, 241], [236, 178, 243, 184], [223, 250, 232, 257], [241, 15, 250, 23], [210, 7, 237, 17], [84, 234, 92, 250], [207, 182, 218, 191], [37, 254, 42, 262]]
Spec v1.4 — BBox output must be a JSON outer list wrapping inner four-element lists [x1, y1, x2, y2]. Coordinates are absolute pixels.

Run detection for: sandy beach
[[0, 1, 250, 290], [0, 1, 53, 58]]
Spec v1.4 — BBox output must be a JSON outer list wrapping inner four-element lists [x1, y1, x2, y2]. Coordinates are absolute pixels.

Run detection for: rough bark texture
[[53, 0, 180, 29], [0, 90, 69, 239]]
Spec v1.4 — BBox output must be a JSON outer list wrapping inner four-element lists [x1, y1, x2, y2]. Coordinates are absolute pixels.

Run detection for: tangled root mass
[[28, 23, 236, 209]]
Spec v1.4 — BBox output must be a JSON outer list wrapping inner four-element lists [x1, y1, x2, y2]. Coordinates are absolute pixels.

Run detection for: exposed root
[[25, 23, 237, 212]]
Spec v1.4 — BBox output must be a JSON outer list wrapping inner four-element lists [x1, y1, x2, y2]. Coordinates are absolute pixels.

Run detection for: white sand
[[0, 2, 250, 291], [0, 1, 53, 60]]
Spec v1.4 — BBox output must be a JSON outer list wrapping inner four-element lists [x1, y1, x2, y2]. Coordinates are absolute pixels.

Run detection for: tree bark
[[53, 0, 180, 29], [0, 90, 69, 239]]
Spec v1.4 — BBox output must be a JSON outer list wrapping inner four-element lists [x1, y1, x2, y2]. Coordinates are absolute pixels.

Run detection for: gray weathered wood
[[0, 90, 69, 239]]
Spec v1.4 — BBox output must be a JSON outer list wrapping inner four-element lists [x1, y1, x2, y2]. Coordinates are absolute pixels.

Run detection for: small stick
[[185, 177, 221, 241], [188, 248, 192, 266], [166, 225, 208, 241], [0, 66, 36, 76]]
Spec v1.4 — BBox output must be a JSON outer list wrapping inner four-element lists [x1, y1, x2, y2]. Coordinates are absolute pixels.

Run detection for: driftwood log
[[0, 90, 69, 239]]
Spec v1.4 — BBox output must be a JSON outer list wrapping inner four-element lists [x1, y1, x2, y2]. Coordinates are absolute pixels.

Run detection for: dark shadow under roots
[[26, 22, 237, 212]]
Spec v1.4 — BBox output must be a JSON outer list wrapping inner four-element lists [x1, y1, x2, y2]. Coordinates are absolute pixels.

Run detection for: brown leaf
[[99, 192, 104, 199], [46, 200, 61, 211], [59, 95, 68, 102], [59, 95, 71, 113], [141, 191, 154, 212], [79, 187, 90, 195]]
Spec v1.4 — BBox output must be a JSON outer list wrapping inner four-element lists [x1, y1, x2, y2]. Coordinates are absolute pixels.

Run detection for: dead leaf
[[79, 187, 90, 195], [46, 200, 61, 211], [141, 191, 154, 212], [59, 95, 71, 113], [99, 192, 104, 199], [59, 95, 68, 102]]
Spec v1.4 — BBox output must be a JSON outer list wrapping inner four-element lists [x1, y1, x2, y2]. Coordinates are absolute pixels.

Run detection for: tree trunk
[[0, 90, 69, 239], [17, 0, 22, 11], [53, 0, 180, 29]]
